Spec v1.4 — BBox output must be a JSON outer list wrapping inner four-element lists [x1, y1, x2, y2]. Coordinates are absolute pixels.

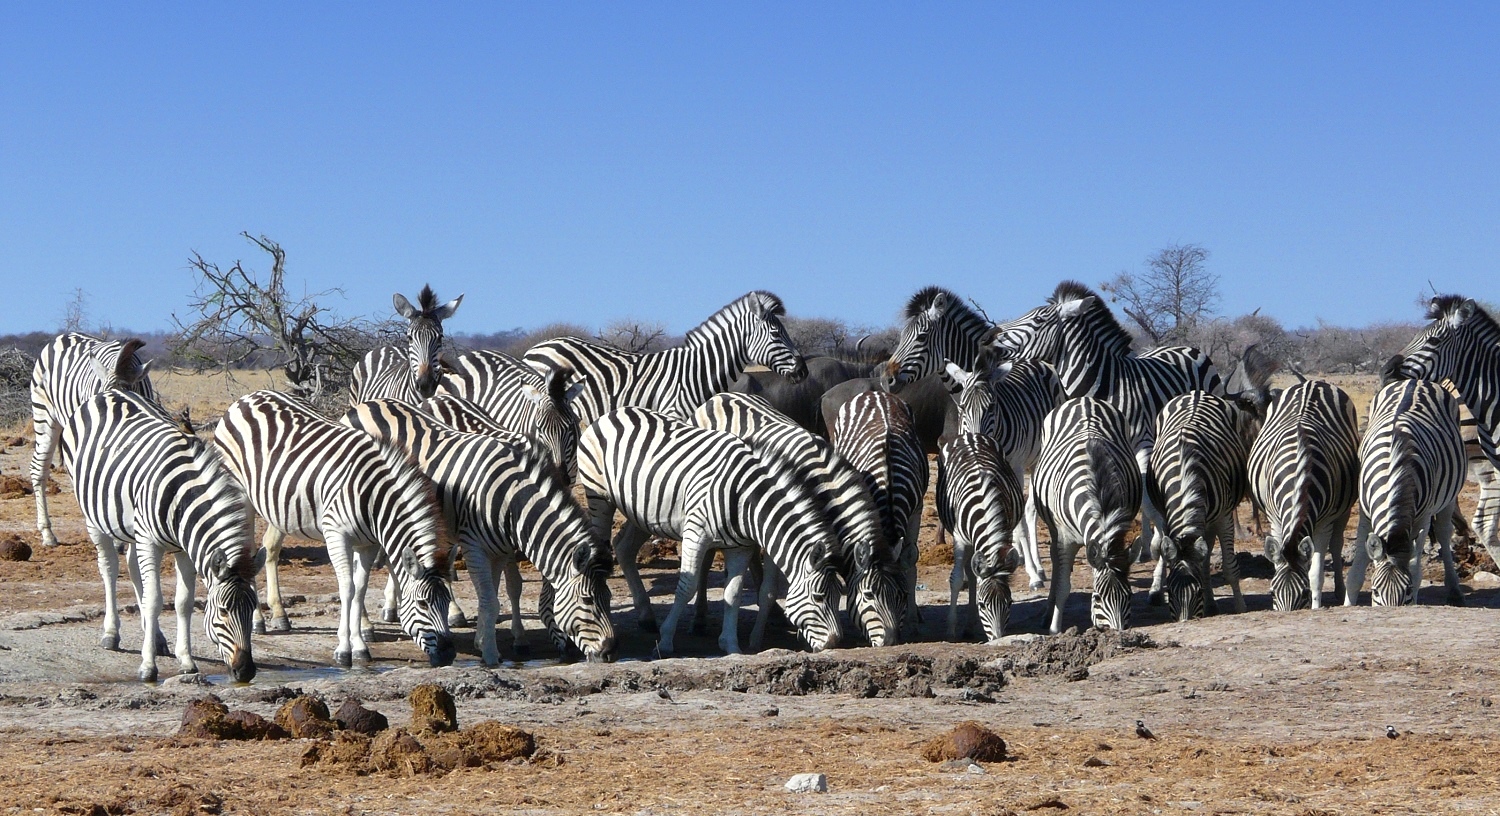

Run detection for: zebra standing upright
[[1034, 398, 1142, 633], [693, 393, 905, 648], [938, 357, 1061, 588], [936, 432, 1024, 642], [349, 286, 463, 403], [1247, 380, 1360, 611], [985, 281, 1223, 585], [213, 390, 456, 667], [342, 399, 617, 664], [29, 332, 155, 548], [885, 286, 994, 389], [63, 390, 261, 682], [1145, 392, 1256, 620], [832, 391, 928, 631], [524, 291, 807, 424], [435, 349, 581, 480], [1392, 295, 1500, 566], [1345, 379, 1467, 607], [577, 407, 843, 656]]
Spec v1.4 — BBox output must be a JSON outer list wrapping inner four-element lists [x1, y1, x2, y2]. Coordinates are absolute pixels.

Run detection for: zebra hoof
[[1029, 580, 1045, 591], [267, 616, 292, 633], [100, 635, 119, 651], [253, 618, 266, 635], [638, 616, 659, 634], [352, 650, 372, 664], [1449, 593, 1468, 608], [447, 611, 468, 628], [361, 627, 376, 643], [1148, 591, 1165, 607], [334, 651, 353, 669], [138, 665, 158, 683], [380, 608, 398, 624], [40, 532, 60, 549]]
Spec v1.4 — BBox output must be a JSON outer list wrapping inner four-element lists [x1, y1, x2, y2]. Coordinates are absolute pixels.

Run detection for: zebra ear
[[1160, 536, 1180, 564], [939, 361, 968, 395], [1056, 297, 1094, 319], [1453, 299, 1478, 326], [926, 292, 948, 321], [393, 293, 419, 320], [1366, 533, 1386, 561], [854, 544, 873, 573], [571, 540, 592, 574], [1084, 539, 1108, 571], [433, 294, 463, 321], [1188, 536, 1210, 561], [1262, 535, 1280, 564], [206, 550, 229, 581], [1297, 536, 1314, 561], [251, 546, 267, 576]]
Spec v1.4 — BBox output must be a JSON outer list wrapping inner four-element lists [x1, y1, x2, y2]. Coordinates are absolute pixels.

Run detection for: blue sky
[[1, 4, 1495, 336]]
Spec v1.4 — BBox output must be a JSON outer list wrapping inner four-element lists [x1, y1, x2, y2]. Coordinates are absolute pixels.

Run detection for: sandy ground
[[4, 374, 1500, 814]]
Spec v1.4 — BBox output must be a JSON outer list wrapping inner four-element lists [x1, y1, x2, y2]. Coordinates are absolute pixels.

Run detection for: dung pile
[[921, 721, 1008, 762], [178, 696, 286, 740]]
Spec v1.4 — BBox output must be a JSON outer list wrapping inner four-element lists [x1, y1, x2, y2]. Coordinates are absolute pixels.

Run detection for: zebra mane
[[1088, 438, 1134, 532], [369, 436, 451, 572], [1383, 424, 1418, 537], [1049, 280, 1098, 305], [417, 284, 439, 315], [684, 291, 786, 345], [1050, 280, 1135, 353], [903, 286, 959, 320]]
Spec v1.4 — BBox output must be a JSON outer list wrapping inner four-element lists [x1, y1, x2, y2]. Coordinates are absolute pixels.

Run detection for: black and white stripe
[[63, 390, 260, 682], [694, 393, 904, 648], [342, 399, 616, 664], [435, 349, 580, 480], [936, 433, 1023, 643], [1034, 398, 1142, 633], [213, 390, 456, 667], [1145, 392, 1254, 620], [1247, 380, 1360, 611], [938, 357, 1062, 589], [831, 391, 928, 632], [29, 332, 155, 548], [1345, 379, 1467, 607], [886, 287, 993, 387], [349, 286, 463, 403], [524, 291, 807, 424], [577, 407, 843, 656]]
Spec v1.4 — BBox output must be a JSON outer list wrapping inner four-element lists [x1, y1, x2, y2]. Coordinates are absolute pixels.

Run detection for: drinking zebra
[[832, 391, 928, 631], [936, 432, 1023, 642], [1033, 397, 1142, 633], [984, 282, 1223, 572], [1145, 392, 1256, 620], [577, 407, 843, 656], [1247, 380, 1360, 611], [938, 357, 1062, 588], [29, 332, 155, 548], [63, 390, 260, 682], [435, 349, 580, 480], [213, 390, 455, 667], [343, 399, 616, 664], [693, 393, 905, 648], [1345, 379, 1467, 607], [524, 291, 807, 424], [349, 285, 463, 403]]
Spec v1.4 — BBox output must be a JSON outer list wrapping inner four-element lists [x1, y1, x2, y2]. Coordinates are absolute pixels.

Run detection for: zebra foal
[[936, 432, 1024, 642], [30, 332, 155, 548], [349, 285, 463, 403], [1034, 397, 1142, 633], [63, 390, 260, 682], [1345, 379, 1467, 607], [214, 390, 456, 667]]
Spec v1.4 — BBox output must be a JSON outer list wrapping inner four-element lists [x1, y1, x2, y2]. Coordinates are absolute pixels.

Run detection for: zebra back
[[1147, 392, 1251, 559], [888, 286, 992, 386], [350, 285, 463, 403], [423, 393, 535, 447], [1035, 397, 1141, 561], [832, 391, 929, 551], [350, 346, 419, 404], [523, 291, 806, 423], [32, 332, 155, 442], [1360, 379, 1466, 555], [937, 433, 1023, 573], [435, 349, 579, 480]]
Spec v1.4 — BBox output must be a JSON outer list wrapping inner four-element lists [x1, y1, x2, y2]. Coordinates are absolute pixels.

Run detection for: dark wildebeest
[[729, 356, 870, 436]]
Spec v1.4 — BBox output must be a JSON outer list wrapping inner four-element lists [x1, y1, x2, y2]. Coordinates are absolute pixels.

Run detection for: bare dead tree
[[595, 318, 670, 353], [1101, 243, 1219, 345], [171, 233, 378, 409]]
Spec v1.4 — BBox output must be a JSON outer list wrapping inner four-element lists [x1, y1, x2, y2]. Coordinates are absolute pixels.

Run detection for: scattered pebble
[[784, 773, 827, 793], [1083, 755, 1112, 767]]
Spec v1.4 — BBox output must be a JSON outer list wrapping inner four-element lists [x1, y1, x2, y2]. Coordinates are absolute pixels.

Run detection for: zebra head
[[784, 540, 845, 652], [394, 551, 457, 666], [1161, 534, 1211, 622], [1085, 508, 1134, 631], [522, 367, 581, 481], [984, 282, 1096, 364], [974, 545, 1020, 643], [393, 285, 463, 399], [1265, 534, 1313, 611], [939, 359, 1007, 436], [1395, 295, 1500, 387], [202, 547, 265, 683], [1366, 533, 1414, 607], [849, 542, 905, 648], [736, 291, 806, 382], [91, 338, 152, 391], [887, 287, 989, 387], [549, 540, 618, 662]]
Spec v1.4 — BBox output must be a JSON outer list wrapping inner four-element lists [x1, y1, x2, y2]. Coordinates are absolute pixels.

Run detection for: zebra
[[342, 399, 616, 664], [984, 281, 1223, 583], [832, 391, 928, 632], [693, 393, 905, 648], [29, 332, 156, 548], [349, 285, 463, 403], [936, 432, 1024, 643], [885, 286, 993, 388], [937, 356, 1062, 588], [1247, 380, 1360, 611], [1345, 379, 1467, 607], [523, 291, 807, 424], [435, 349, 581, 480], [576, 407, 843, 656], [1034, 398, 1142, 633], [213, 390, 456, 667], [1391, 295, 1500, 567], [62, 390, 260, 682], [1144, 392, 1256, 620]]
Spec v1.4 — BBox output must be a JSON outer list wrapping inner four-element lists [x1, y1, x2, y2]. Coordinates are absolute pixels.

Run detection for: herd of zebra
[[17, 282, 1500, 683]]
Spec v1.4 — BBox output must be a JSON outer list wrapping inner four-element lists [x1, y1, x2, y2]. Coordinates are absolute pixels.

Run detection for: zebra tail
[[1176, 438, 1207, 547], [1086, 439, 1135, 569]]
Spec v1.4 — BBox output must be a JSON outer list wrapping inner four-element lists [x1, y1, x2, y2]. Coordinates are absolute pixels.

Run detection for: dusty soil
[[4, 376, 1500, 814]]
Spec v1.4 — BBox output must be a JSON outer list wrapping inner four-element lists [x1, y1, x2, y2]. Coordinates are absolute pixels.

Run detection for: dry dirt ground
[[3, 374, 1500, 814]]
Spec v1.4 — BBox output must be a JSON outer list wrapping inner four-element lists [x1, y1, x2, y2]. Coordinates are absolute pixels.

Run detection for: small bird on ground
[[1135, 720, 1156, 740], [657, 689, 673, 701], [1386, 725, 1399, 739]]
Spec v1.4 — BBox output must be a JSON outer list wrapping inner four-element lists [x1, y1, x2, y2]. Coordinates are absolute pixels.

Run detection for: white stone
[[784, 773, 828, 793], [998, 633, 1043, 645], [1471, 571, 1500, 586]]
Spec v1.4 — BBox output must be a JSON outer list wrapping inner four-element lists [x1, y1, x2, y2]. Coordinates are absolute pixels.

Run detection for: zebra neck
[[663, 341, 751, 415]]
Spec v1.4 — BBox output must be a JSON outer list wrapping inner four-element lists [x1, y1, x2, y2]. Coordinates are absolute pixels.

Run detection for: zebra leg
[[91, 528, 122, 651], [612, 522, 657, 633], [467, 550, 501, 667], [172, 550, 199, 675], [347, 544, 375, 663], [903, 512, 923, 631], [1147, 550, 1169, 607], [261, 527, 292, 633], [1047, 539, 1075, 636], [1344, 513, 1372, 607], [718, 548, 753, 655], [656, 531, 707, 658], [1015, 467, 1046, 589], [947, 533, 971, 641], [749, 558, 783, 653], [381, 571, 399, 624], [446, 556, 469, 629], [503, 557, 529, 657], [1214, 513, 1245, 614], [133, 542, 164, 682], [1434, 505, 1465, 606], [324, 533, 357, 667], [691, 548, 713, 637], [124, 541, 169, 656], [30, 420, 61, 548], [1328, 510, 1351, 608]]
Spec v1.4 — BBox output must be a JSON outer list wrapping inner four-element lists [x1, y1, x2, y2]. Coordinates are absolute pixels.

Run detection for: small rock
[[335, 698, 389, 735], [274, 695, 337, 739], [0, 535, 32, 562], [163, 672, 212, 687], [762, 706, 779, 717], [784, 773, 828, 793], [409, 684, 458, 733], [1471, 571, 1500, 586], [958, 688, 995, 704], [998, 633, 1043, 645], [1083, 755, 1112, 767], [921, 721, 1007, 762], [939, 759, 986, 774], [1482, 697, 1493, 708]]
